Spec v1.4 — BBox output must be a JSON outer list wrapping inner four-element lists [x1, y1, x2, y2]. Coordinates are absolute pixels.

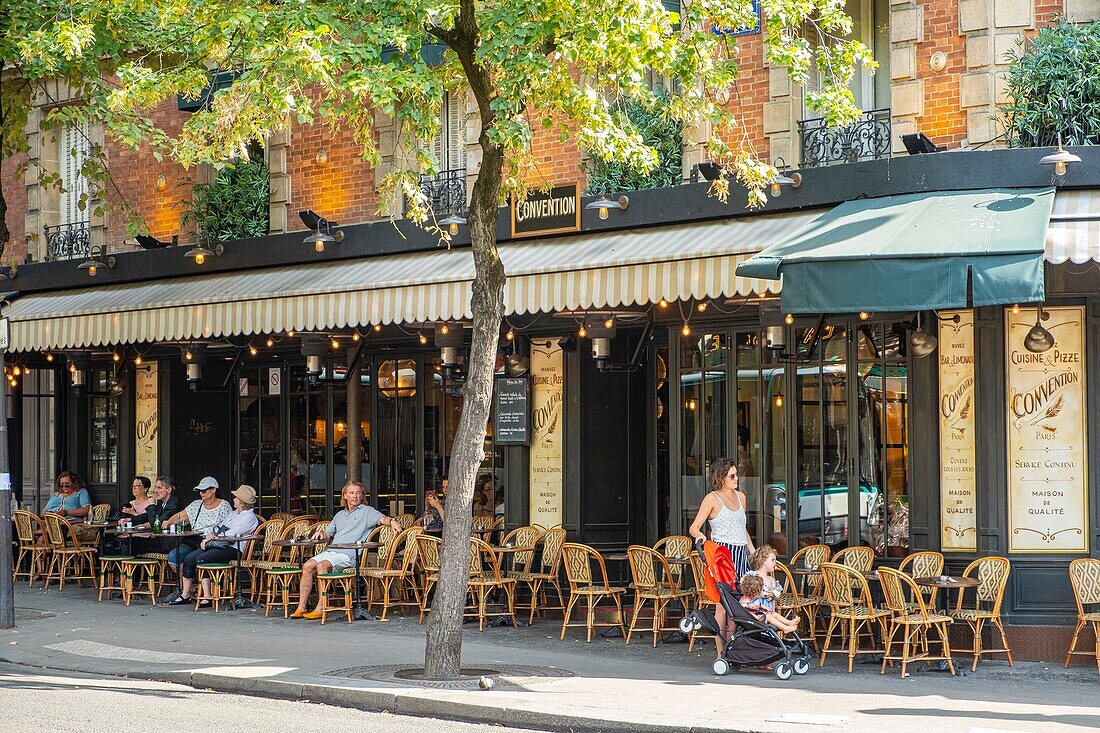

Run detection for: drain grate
[[323, 664, 574, 690], [14, 609, 56, 623]]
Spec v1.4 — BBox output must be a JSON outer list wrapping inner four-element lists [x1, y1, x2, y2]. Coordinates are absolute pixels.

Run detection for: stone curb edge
[[1, 656, 750, 733]]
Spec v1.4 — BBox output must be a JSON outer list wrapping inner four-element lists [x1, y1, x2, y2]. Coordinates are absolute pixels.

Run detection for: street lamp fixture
[[585, 195, 629, 220], [299, 209, 344, 252], [1039, 133, 1081, 176], [77, 247, 115, 277], [184, 243, 223, 265]]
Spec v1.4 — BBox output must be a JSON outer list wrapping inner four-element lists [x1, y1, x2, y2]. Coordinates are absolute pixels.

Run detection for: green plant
[[585, 95, 683, 195], [181, 159, 269, 244], [1002, 20, 1100, 147]]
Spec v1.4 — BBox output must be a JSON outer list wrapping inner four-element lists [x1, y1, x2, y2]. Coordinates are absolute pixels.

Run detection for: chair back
[[259, 518, 287, 560], [821, 562, 869, 608], [375, 525, 412, 570], [654, 535, 692, 558], [13, 510, 39, 544], [877, 567, 925, 618], [627, 545, 676, 591], [500, 525, 540, 570], [472, 513, 495, 534], [416, 534, 441, 573], [1069, 558, 1100, 616], [562, 543, 612, 589], [269, 512, 294, 524], [833, 545, 874, 572], [899, 550, 944, 579], [307, 520, 331, 552], [396, 526, 423, 573], [790, 543, 831, 567], [774, 561, 801, 607], [41, 512, 76, 549], [89, 504, 111, 523], [539, 526, 567, 573], [396, 513, 416, 530], [471, 537, 504, 580], [491, 515, 505, 530], [961, 556, 1010, 614]]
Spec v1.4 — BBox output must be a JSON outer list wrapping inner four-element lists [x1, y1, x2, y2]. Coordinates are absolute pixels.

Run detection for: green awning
[[736, 188, 1055, 313]]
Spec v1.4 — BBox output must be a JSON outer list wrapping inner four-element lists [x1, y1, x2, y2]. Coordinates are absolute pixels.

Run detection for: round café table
[[328, 541, 382, 621], [914, 575, 979, 673]]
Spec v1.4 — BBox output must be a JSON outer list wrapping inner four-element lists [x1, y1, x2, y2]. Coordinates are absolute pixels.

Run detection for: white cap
[[194, 476, 219, 492]]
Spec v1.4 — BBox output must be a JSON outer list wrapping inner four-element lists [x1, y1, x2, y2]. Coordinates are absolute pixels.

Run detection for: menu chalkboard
[[494, 377, 529, 445]]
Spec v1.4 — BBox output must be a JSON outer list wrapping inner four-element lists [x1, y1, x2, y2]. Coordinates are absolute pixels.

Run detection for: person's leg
[[307, 560, 334, 613], [714, 604, 727, 659], [196, 547, 238, 601], [179, 547, 204, 599], [295, 559, 321, 614]]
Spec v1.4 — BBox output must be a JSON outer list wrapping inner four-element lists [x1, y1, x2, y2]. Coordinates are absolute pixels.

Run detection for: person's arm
[[688, 494, 714, 543], [382, 515, 401, 532], [75, 489, 92, 518], [44, 494, 61, 512], [427, 494, 445, 520]]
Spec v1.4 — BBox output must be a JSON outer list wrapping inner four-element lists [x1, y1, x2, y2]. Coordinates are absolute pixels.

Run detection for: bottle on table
[[153, 514, 162, 534]]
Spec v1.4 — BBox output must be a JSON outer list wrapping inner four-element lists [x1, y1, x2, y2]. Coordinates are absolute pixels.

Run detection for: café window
[[88, 368, 119, 486]]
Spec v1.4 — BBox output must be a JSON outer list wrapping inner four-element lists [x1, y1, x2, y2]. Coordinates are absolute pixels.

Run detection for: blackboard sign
[[511, 183, 580, 238], [494, 377, 530, 445]]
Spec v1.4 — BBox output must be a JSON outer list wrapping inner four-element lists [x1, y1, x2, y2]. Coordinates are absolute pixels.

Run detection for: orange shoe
[[290, 609, 308, 619], [303, 610, 324, 620]]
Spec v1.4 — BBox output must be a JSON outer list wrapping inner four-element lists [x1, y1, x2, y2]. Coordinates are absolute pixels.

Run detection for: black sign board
[[510, 183, 580, 238], [494, 377, 530, 445]]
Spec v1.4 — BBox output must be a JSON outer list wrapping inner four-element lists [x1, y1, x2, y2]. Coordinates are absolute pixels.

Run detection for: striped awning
[[1045, 188, 1100, 264], [3, 212, 815, 352]]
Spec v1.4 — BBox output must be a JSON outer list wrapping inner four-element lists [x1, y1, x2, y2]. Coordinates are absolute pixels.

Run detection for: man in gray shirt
[[292, 481, 401, 620]]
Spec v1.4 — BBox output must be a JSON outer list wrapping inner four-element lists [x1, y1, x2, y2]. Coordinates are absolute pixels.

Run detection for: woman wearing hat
[[169, 484, 259, 608]]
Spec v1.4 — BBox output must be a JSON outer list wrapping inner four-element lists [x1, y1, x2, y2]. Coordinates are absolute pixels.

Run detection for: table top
[[108, 528, 201, 539], [77, 522, 113, 528], [789, 566, 823, 575], [328, 541, 381, 550], [488, 545, 530, 554], [914, 575, 979, 589], [272, 538, 321, 547], [663, 557, 690, 566], [602, 552, 629, 562]]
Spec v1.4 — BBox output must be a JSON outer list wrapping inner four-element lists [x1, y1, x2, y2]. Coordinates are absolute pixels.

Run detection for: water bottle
[[153, 514, 162, 534]]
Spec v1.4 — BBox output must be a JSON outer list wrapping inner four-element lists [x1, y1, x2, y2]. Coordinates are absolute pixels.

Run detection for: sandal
[[196, 599, 212, 609], [167, 595, 193, 606]]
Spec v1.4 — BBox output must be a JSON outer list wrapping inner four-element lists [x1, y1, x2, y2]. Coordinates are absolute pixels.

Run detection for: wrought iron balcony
[[44, 221, 90, 261], [798, 108, 891, 168], [418, 168, 467, 219]]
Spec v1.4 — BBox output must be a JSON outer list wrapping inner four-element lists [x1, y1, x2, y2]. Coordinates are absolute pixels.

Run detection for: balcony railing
[[798, 108, 891, 168], [418, 168, 467, 219], [44, 221, 90, 261]]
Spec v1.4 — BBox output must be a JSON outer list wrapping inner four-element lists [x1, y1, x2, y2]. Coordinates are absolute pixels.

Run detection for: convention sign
[[511, 183, 580, 238], [529, 342, 564, 527], [938, 309, 976, 552], [1006, 305, 1088, 553], [135, 364, 158, 479]]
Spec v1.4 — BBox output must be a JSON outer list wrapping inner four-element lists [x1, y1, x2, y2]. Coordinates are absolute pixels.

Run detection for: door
[[236, 367, 283, 517]]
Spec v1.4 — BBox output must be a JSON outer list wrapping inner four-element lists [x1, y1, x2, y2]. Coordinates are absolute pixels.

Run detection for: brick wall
[[285, 120, 376, 231], [1, 151, 29, 265]]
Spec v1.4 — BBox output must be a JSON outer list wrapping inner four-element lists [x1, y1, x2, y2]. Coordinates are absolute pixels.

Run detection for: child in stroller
[[679, 540, 814, 680], [739, 574, 800, 634]]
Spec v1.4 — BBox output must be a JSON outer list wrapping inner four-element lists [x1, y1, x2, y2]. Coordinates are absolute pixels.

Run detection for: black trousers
[[180, 545, 240, 580]]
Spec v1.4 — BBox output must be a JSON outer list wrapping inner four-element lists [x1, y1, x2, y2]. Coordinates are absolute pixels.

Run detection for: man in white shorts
[[291, 480, 401, 619]]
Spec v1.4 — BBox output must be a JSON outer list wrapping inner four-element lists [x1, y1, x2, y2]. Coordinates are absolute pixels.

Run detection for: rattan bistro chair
[[364, 526, 422, 619], [653, 535, 692, 587], [1066, 558, 1100, 674], [898, 550, 945, 610], [878, 567, 954, 677], [415, 534, 441, 623], [818, 562, 890, 672], [949, 556, 1014, 671], [41, 512, 97, 590], [560, 542, 626, 642], [776, 561, 821, 646], [508, 526, 567, 624], [466, 538, 518, 630], [12, 510, 46, 585], [625, 545, 693, 646]]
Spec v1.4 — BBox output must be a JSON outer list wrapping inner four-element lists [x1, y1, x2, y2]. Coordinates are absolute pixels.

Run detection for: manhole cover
[[323, 664, 574, 690], [14, 609, 56, 623]]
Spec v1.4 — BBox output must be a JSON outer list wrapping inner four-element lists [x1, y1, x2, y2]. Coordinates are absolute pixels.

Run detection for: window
[[20, 369, 58, 512], [58, 121, 92, 227], [431, 92, 466, 174], [88, 369, 119, 486]]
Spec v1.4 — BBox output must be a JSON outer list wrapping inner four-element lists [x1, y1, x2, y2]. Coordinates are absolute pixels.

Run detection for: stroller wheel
[[678, 616, 695, 635], [774, 661, 793, 681], [712, 659, 730, 676], [793, 657, 810, 675]]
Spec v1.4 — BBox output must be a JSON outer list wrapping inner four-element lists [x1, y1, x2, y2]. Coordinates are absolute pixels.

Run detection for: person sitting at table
[[170, 485, 260, 607], [292, 480, 401, 620], [121, 476, 182, 554], [44, 471, 92, 522], [420, 478, 447, 530], [162, 476, 232, 575], [745, 545, 784, 613], [120, 476, 153, 521], [739, 573, 800, 635]]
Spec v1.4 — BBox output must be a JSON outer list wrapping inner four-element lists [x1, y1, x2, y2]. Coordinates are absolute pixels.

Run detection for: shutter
[[429, 97, 446, 174], [445, 92, 465, 171], [58, 121, 91, 226]]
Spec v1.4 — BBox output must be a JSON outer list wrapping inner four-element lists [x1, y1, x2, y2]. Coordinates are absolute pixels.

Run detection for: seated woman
[[420, 487, 445, 530], [170, 485, 259, 608], [739, 574, 800, 635], [162, 476, 232, 574], [44, 471, 92, 523], [120, 476, 153, 521]]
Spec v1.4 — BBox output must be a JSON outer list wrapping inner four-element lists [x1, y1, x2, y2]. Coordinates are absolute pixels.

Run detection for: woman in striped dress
[[689, 457, 756, 657]]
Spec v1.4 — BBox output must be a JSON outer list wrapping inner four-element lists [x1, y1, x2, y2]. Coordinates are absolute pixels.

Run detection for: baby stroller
[[678, 540, 814, 680]]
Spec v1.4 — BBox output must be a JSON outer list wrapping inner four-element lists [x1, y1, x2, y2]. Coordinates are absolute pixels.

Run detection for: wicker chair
[[898, 550, 945, 610], [12, 510, 46, 585], [508, 526, 567, 624], [653, 535, 692, 586], [40, 512, 97, 590], [818, 562, 889, 672], [776, 561, 820, 647], [560, 542, 626, 642], [949, 556, 1014, 671], [686, 553, 716, 652], [466, 537, 518, 630], [415, 534, 441, 623], [497, 525, 541, 575], [1065, 558, 1100, 674], [877, 567, 954, 677], [89, 503, 112, 523], [243, 517, 287, 600], [471, 513, 495, 538], [833, 545, 874, 572], [625, 545, 693, 646], [364, 526, 423, 619], [395, 513, 417, 530]]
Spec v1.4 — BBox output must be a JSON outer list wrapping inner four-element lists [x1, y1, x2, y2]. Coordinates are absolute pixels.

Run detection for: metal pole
[[0, 341, 14, 629]]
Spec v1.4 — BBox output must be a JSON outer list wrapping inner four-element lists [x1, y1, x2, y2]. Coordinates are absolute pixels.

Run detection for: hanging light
[[768, 159, 803, 197], [373, 324, 382, 333], [505, 329, 515, 341], [1011, 304, 1020, 315], [330, 338, 340, 350], [858, 311, 872, 321], [265, 337, 275, 348], [681, 323, 692, 337], [909, 312, 939, 358], [305, 229, 335, 253], [658, 298, 670, 309], [1024, 305, 1055, 353], [784, 313, 795, 325], [352, 331, 361, 342], [112, 352, 121, 363], [301, 336, 327, 376], [439, 213, 467, 237], [578, 324, 587, 339], [299, 209, 343, 252], [77, 248, 115, 276], [183, 344, 207, 387], [419, 332, 429, 345], [45, 353, 55, 362], [696, 302, 707, 313], [248, 344, 258, 356], [134, 355, 143, 366], [585, 195, 629, 220], [184, 243, 222, 264], [1039, 133, 1081, 176]]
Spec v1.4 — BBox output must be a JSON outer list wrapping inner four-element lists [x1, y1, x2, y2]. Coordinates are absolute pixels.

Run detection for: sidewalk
[[2, 585, 1096, 733]]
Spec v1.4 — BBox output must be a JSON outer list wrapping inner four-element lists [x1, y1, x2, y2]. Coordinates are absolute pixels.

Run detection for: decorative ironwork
[[798, 108, 891, 168], [417, 168, 467, 219], [44, 221, 90, 261]]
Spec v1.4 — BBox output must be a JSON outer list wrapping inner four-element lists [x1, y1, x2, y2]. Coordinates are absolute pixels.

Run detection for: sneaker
[[167, 595, 193, 606]]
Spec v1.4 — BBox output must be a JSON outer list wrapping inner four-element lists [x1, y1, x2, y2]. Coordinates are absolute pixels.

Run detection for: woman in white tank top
[[689, 457, 756, 658]]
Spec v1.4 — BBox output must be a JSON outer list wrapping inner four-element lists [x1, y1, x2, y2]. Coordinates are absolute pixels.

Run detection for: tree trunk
[[423, 137, 506, 678]]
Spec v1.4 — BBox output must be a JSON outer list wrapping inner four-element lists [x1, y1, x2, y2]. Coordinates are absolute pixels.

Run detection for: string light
[[603, 318, 614, 329], [69, 363, 77, 373], [696, 302, 707, 313], [784, 313, 794, 325], [248, 344, 258, 356], [45, 353, 55, 362], [681, 323, 692, 337], [331, 338, 340, 350], [658, 298, 669, 309], [1011, 304, 1020, 315], [578, 325, 587, 338], [112, 352, 121, 362], [373, 324, 382, 333], [440, 324, 449, 335], [352, 331, 361, 342], [858, 311, 871, 321], [11, 366, 20, 376], [287, 330, 296, 337], [266, 337, 275, 348], [505, 330, 515, 341], [184, 350, 193, 361], [134, 355, 143, 366], [419, 333, 428, 345]]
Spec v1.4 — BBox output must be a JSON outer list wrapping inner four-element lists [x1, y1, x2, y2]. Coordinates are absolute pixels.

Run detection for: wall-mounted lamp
[[585, 194, 629, 220], [434, 323, 465, 376], [182, 344, 207, 387], [184, 243, 224, 265], [1039, 133, 1081, 176], [586, 317, 616, 367], [1024, 305, 1055, 353], [301, 335, 328, 376], [439, 213, 467, 237], [315, 149, 329, 166], [155, 173, 168, 191], [299, 209, 344, 252], [77, 247, 115, 277], [68, 352, 90, 387], [768, 158, 802, 198], [909, 312, 938, 358]]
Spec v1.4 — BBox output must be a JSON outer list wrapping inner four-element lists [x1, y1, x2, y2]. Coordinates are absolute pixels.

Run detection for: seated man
[[292, 480, 401, 620]]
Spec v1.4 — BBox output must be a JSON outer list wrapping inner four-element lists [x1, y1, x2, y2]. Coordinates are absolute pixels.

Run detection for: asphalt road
[[0, 663, 540, 732]]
